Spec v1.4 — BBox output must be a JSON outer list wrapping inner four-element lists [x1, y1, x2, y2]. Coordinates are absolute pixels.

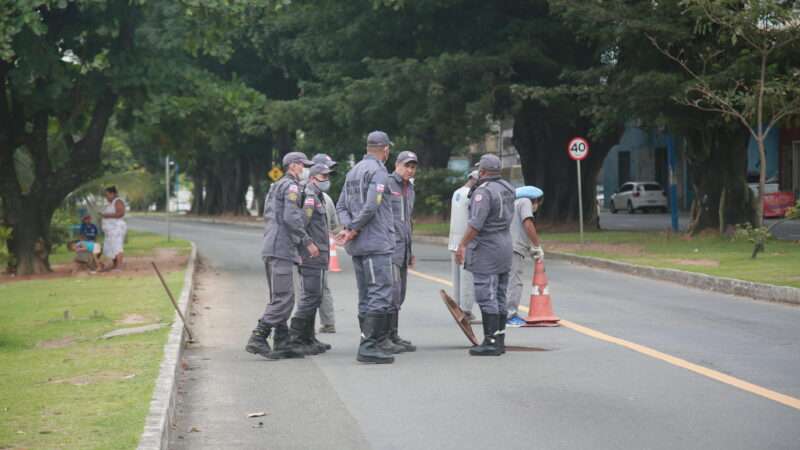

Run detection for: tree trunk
[[190, 167, 205, 214], [755, 137, 766, 228], [513, 102, 618, 226], [686, 127, 754, 234], [416, 128, 452, 169]]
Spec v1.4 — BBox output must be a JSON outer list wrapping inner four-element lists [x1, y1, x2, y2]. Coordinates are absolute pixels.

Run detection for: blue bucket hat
[[516, 186, 544, 200]]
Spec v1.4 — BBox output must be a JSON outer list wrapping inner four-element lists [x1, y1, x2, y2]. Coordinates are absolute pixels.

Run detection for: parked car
[[610, 181, 668, 214]]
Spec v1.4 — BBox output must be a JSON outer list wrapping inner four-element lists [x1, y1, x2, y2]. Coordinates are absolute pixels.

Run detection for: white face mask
[[300, 168, 310, 181], [317, 180, 331, 192]]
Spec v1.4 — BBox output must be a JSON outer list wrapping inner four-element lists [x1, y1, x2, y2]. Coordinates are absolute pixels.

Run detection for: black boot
[[357, 313, 394, 364], [267, 324, 305, 360], [289, 317, 319, 355], [389, 311, 416, 352], [496, 313, 506, 355], [307, 315, 331, 353], [245, 320, 272, 357], [358, 314, 365, 340], [469, 312, 502, 356]]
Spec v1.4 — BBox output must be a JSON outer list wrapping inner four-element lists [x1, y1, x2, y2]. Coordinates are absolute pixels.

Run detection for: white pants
[[450, 252, 475, 312], [102, 223, 126, 259], [506, 252, 527, 318]]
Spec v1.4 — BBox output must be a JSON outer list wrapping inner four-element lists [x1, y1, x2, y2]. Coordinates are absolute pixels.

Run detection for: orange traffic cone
[[523, 259, 560, 327], [328, 236, 342, 273], [532, 258, 548, 289]]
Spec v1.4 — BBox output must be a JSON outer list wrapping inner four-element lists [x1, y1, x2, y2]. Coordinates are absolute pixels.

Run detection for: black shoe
[[289, 317, 319, 355], [389, 311, 416, 352], [267, 324, 305, 360], [245, 320, 272, 357], [469, 312, 502, 356], [357, 313, 394, 364], [307, 315, 331, 353]]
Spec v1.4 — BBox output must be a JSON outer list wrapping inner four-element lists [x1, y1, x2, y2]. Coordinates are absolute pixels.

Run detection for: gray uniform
[[465, 176, 515, 315], [294, 183, 330, 319], [336, 154, 396, 314], [318, 192, 338, 327], [506, 198, 536, 318], [260, 175, 312, 325], [387, 172, 415, 310]]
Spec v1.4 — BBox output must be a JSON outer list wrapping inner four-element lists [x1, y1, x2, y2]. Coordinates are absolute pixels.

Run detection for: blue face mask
[[317, 180, 331, 192]]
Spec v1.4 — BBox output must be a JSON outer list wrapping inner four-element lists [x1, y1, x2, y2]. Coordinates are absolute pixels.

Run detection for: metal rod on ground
[[151, 261, 194, 342]]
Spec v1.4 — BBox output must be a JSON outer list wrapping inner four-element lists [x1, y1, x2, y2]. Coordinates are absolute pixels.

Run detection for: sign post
[[567, 137, 590, 245], [165, 155, 171, 242]]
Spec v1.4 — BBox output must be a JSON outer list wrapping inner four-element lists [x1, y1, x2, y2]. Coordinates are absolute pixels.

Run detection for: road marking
[[408, 268, 800, 412]]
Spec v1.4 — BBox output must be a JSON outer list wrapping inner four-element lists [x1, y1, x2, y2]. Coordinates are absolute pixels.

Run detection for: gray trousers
[[451, 252, 475, 312], [352, 254, 393, 315], [318, 282, 335, 326], [472, 271, 510, 315], [294, 266, 327, 319], [391, 263, 408, 311], [261, 257, 296, 326], [506, 252, 527, 318]]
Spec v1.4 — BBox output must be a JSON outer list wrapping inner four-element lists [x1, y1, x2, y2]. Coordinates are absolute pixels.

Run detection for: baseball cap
[[366, 130, 394, 147], [396, 151, 418, 165], [474, 154, 501, 171], [468, 170, 479, 180], [309, 164, 332, 177], [312, 153, 337, 168], [282, 151, 313, 168], [516, 185, 544, 200]]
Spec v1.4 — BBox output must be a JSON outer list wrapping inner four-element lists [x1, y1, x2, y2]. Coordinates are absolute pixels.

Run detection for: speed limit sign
[[567, 137, 589, 161]]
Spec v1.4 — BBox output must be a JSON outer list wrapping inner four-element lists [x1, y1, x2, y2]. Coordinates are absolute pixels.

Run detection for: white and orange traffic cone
[[328, 236, 342, 273], [523, 259, 559, 327]]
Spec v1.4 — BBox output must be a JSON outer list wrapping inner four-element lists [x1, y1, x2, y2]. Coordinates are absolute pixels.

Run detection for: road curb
[[548, 251, 800, 306], [131, 214, 263, 229], [137, 242, 198, 450], [412, 233, 800, 306]]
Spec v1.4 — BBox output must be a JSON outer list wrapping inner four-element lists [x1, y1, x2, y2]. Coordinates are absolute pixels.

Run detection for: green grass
[[546, 231, 800, 288], [414, 222, 450, 237], [0, 236, 188, 450]]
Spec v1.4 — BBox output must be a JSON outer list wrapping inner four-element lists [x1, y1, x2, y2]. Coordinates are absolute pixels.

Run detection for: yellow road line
[[409, 268, 800, 412]]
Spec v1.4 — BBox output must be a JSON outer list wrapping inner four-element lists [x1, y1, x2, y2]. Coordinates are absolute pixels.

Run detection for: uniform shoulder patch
[[474, 194, 483, 202], [304, 197, 315, 206], [288, 184, 299, 193], [376, 184, 385, 193]]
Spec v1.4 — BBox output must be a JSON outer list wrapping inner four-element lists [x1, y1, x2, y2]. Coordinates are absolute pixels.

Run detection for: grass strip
[[0, 232, 189, 450]]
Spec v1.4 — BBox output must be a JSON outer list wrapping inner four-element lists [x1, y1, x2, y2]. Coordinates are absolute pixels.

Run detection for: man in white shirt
[[448, 170, 479, 322], [506, 186, 543, 327]]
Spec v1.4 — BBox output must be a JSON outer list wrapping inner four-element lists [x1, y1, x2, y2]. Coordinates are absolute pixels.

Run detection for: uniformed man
[[289, 163, 335, 355], [386, 150, 418, 353], [311, 153, 340, 334], [455, 154, 515, 356], [336, 130, 396, 364], [245, 151, 316, 360]]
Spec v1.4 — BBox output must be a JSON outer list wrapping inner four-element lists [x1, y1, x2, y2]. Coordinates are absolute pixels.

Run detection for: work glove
[[530, 245, 544, 261]]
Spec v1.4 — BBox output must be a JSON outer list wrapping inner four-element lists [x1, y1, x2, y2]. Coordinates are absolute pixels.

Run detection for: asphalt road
[[129, 217, 800, 450], [598, 210, 800, 240]]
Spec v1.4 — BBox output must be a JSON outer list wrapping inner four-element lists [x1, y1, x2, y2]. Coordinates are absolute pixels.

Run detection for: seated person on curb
[[68, 240, 103, 272], [79, 215, 99, 241]]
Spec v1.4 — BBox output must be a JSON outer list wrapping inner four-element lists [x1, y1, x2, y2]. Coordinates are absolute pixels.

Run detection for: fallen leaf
[[190, 427, 201, 433]]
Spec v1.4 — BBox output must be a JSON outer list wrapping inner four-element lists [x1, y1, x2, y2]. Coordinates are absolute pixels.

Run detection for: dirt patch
[[0, 252, 188, 284], [115, 313, 156, 325], [48, 371, 136, 386], [37, 336, 76, 349], [669, 258, 720, 268], [548, 242, 645, 257]]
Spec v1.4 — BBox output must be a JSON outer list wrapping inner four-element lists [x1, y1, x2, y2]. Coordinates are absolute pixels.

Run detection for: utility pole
[[165, 155, 171, 242]]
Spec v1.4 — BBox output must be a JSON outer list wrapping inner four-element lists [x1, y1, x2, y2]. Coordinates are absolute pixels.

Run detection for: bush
[[411, 168, 463, 218]]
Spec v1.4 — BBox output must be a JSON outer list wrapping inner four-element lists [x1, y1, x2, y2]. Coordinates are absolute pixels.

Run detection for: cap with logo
[[282, 151, 313, 168], [474, 154, 501, 171], [396, 150, 418, 165], [309, 163, 332, 177], [366, 130, 394, 147], [312, 153, 337, 168]]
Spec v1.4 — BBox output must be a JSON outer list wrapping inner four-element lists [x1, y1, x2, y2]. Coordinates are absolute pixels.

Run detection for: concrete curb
[[131, 214, 262, 229], [548, 251, 800, 306], [137, 242, 198, 450], [412, 234, 800, 306]]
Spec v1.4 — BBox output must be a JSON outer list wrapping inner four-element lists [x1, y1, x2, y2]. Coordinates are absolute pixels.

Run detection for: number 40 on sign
[[567, 137, 590, 244]]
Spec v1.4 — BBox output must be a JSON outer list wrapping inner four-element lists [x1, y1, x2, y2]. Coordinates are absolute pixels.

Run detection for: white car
[[610, 182, 668, 214]]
